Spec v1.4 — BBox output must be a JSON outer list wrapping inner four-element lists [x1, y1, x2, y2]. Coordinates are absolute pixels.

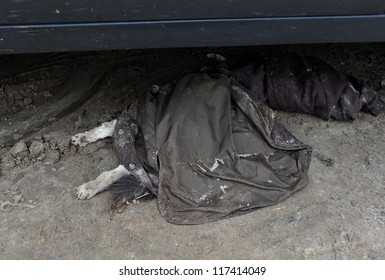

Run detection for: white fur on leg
[[77, 164, 130, 200], [71, 119, 117, 147], [206, 53, 227, 62]]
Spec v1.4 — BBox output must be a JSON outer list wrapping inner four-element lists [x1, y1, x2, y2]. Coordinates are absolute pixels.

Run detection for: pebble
[[9, 141, 29, 157], [43, 149, 60, 165], [13, 134, 22, 140], [29, 141, 45, 158], [23, 98, 33, 106], [36, 153, 46, 161], [0, 147, 7, 157], [13, 194, 24, 204], [0, 201, 13, 211], [0, 152, 15, 169], [43, 132, 70, 152]]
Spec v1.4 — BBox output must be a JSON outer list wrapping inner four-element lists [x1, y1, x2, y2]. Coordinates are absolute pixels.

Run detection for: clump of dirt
[[0, 131, 75, 171], [315, 153, 335, 167], [0, 57, 71, 116]]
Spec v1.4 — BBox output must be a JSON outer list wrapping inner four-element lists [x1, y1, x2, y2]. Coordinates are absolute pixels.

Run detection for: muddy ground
[[0, 44, 385, 259]]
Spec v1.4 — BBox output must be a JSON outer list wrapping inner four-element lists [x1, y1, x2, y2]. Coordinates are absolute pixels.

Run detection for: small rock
[[64, 145, 77, 156], [6, 91, 14, 104], [13, 194, 24, 204], [43, 149, 60, 165], [36, 153, 46, 161], [33, 135, 43, 141], [0, 152, 15, 170], [23, 98, 33, 106], [316, 153, 335, 167], [14, 99, 25, 107], [0, 147, 7, 157], [41, 90, 52, 97], [6, 86, 23, 100], [0, 201, 13, 211], [22, 90, 33, 98], [9, 141, 29, 157], [43, 132, 70, 152], [13, 134, 22, 140], [29, 141, 45, 158]]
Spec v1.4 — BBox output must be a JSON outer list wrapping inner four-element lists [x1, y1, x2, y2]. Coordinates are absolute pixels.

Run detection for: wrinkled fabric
[[114, 55, 383, 225], [231, 55, 383, 120], [134, 74, 311, 224]]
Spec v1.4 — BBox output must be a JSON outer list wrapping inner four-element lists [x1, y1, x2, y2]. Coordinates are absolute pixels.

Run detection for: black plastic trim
[[1, 0, 383, 24], [1, 15, 385, 54]]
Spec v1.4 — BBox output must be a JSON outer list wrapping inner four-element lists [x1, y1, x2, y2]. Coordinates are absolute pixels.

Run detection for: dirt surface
[[1, 44, 385, 259]]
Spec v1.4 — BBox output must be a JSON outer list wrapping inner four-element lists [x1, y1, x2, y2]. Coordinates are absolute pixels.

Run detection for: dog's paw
[[206, 53, 227, 62], [77, 182, 97, 200], [71, 133, 92, 147]]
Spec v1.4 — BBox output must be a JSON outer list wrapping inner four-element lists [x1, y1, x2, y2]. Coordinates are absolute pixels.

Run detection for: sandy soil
[[1, 45, 384, 259]]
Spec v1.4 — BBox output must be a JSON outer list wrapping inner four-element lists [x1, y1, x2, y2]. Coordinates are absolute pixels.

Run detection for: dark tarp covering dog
[[110, 55, 383, 225], [231, 55, 383, 120]]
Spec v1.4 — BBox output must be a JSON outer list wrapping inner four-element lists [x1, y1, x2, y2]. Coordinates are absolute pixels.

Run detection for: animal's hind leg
[[113, 109, 158, 194], [77, 165, 130, 200], [71, 119, 117, 147]]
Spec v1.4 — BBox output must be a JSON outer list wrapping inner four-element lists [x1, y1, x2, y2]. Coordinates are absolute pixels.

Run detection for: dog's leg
[[71, 119, 117, 147], [77, 164, 130, 200], [206, 53, 227, 62], [113, 109, 159, 195]]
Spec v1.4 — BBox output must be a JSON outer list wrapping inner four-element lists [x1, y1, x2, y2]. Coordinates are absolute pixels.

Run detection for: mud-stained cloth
[[232, 55, 383, 120], [119, 55, 383, 225]]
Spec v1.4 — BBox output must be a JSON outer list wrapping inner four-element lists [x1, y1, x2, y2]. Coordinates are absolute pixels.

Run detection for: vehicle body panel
[[2, 0, 384, 24], [0, 0, 384, 54]]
